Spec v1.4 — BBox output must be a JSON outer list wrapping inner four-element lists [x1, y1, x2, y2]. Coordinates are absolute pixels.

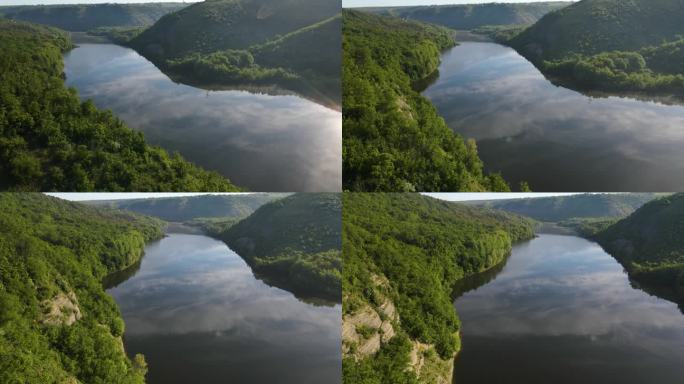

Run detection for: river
[[452, 233, 684, 383], [423, 42, 684, 191], [106, 232, 341, 384], [63, 43, 341, 192]]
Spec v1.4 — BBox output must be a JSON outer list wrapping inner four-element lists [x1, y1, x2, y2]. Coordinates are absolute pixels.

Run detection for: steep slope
[[0, 194, 165, 383], [364, 2, 570, 30], [507, 0, 684, 97], [90, 193, 284, 222], [1, 3, 186, 31], [128, 0, 340, 105], [342, 193, 535, 383], [475, 193, 659, 222], [0, 19, 240, 192], [596, 193, 684, 308], [220, 193, 341, 301], [343, 10, 510, 192]]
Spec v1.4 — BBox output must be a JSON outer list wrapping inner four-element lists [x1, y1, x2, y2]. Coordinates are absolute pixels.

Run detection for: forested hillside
[[476, 193, 659, 222], [362, 2, 570, 30], [90, 193, 284, 222], [128, 0, 341, 106], [0, 20, 240, 191], [1, 3, 186, 31], [343, 10, 511, 192], [0, 194, 165, 383], [595, 194, 684, 309], [220, 193, 341, 301], [507, 0, 684, 97], [342, 193, 535, 383]]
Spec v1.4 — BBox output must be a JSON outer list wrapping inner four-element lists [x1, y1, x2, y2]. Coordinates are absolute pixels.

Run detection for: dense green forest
[[594, 194, 684, 309], [505, 0, 684, 98], [0, 20, 240, 191], [0, 194, 165, 383], [361, 2, 570, 30], [474, 193, 659, 222], [343, 10, 512, 192], [220, 193, 341, 302], [342, 193, 535, 383], [90, 193, 284, 222], [127, 0, 341, 107], [0, 3, 186, 31]]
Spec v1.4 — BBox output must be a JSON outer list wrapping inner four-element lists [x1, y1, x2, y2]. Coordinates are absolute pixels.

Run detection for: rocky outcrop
[[40, 291, 82, 326], [343, 273, 457, 383], [342, 274, 398, 357]]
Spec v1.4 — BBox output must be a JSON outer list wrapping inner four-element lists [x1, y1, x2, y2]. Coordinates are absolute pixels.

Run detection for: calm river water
[[63, 44, 341, 192], [106, 232, 341, 384], [423, 42, 684, 191], [453, 234, 684, 383]]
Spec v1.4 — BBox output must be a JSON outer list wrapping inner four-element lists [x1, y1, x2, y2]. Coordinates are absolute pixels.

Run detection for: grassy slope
[[507, 0, 684, 97], [127, 0, 340, 105], [1, 3, 186, 31], [343, 10, 510, 192], [0, 194, 165, 383], [0, 19, 240, 191], [475, 193, 659, 222], [342, 193, 535, 383], [595, 194, 684, 307], [220, 193, 342, 302], [362, 2, 570, 30], [89, 193, 284, 222]]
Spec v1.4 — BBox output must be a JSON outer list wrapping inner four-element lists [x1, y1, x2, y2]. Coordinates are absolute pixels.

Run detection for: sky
[[424, 192, 580, 202], [1, 0, 199, 5], [47, 192, 249, 201], [343, 0, 568, 8]]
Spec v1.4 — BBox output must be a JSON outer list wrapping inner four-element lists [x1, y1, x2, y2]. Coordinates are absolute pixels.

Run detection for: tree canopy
[[0, 19, 240, 191], [342, 10, 511, 192], [0, 193, 165, 383]]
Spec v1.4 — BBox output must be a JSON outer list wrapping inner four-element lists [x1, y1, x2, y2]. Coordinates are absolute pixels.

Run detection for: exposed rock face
[[342, 274, 398, 357], [343, 273, 457, 383], [40, 291, 82, 326]]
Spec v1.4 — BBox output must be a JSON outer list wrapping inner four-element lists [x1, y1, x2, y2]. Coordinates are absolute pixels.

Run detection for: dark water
[[106, 233, 341, 384], [423, 42, 684, 191], [63, 44, 341, 192], [453, 234, 684, 384]]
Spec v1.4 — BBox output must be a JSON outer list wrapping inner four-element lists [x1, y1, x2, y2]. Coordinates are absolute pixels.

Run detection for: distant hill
[[510, 0, 684, 60], [596, 193, 684, 309], [1, 3, 186, 31], [361, 2, 571, 30], [220, 193, 341, 301], [89, 193, 285, 222], [128, 0, 341, 106], [0, 193, 164, 383], [507, 0, 684, 98], [474, 193, 660, 222], [343, 193, 535, 383]]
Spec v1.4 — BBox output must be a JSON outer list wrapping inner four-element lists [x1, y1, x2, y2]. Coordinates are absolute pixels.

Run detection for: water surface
[[63, 44, 341, 192], [423, 42, 684, 191], [107, 233, 341, 384], [453, 234, 684, 383]]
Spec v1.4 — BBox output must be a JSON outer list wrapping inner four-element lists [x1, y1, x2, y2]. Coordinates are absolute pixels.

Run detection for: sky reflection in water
[[63, 44, 341, 192], [107, 233, 341, 384], [453, 234, 684, 384], [423, 42, 684, 191]]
